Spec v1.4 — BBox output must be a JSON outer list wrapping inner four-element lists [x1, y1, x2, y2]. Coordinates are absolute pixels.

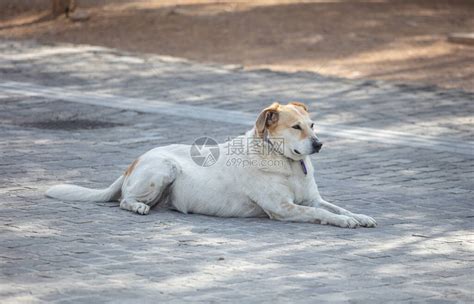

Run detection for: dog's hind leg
[[120, 158, 178, 215]]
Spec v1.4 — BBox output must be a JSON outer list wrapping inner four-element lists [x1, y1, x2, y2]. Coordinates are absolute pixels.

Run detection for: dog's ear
[[255, 102, 280, 137], [288, 101, 308, 112]]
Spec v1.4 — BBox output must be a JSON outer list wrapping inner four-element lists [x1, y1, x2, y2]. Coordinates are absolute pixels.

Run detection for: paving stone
[[0, 40, 473, 303]]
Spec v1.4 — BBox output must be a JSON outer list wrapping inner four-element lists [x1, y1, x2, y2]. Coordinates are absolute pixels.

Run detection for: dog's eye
[[292, 125, 302, 130], [310, 123, 314, 128]]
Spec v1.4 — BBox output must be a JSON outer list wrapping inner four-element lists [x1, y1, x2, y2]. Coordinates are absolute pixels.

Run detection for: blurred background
[[1, 0, 473, 91]]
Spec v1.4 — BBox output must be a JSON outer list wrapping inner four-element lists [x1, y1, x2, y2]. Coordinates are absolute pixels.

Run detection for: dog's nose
[[312, 140, 323, 153]]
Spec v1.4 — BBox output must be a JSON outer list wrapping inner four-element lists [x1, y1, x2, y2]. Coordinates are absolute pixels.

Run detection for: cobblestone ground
[[0, 40, 473, 303]]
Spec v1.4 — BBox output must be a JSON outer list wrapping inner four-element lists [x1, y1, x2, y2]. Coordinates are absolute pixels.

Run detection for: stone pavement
[[0, 40, 473, 303]]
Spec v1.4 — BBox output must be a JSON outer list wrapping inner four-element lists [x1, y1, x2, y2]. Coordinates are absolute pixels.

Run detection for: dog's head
[[255, 102, 322, 160]]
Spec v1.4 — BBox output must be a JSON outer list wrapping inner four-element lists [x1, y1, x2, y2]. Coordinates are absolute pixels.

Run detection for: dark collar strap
[[300, 159, 307, 175]]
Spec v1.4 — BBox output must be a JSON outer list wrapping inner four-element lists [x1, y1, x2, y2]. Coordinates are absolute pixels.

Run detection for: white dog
[[46, 102, 376, 228]]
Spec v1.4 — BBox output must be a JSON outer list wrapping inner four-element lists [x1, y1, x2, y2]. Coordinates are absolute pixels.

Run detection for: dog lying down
[[46, 102, 376, 228]]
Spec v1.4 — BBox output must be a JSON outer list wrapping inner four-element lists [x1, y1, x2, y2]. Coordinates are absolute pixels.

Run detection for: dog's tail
[[45, 175, 124, 202]]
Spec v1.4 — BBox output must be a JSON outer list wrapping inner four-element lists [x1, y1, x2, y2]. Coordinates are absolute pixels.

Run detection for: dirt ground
[[1, 0, 473, 91]]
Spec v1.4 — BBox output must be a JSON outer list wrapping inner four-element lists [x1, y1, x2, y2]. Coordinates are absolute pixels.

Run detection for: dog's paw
[[351, 213, 377, 227], [333, 215, 359, 228], [135, 203, 150, 215]]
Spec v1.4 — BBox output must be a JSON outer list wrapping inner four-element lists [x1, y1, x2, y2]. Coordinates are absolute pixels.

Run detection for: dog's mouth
[[293, 148, 321, 156], [293, 149, 301, 155]]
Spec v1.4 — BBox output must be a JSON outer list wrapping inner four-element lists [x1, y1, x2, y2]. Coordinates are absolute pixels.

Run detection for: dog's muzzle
[[312, 139, 323, 153]]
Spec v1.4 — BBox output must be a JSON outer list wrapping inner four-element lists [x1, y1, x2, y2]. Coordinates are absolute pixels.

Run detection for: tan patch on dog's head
[[268, 102, 312, 139], [255, 101, 311, 137], [124, 159, 139, 176]]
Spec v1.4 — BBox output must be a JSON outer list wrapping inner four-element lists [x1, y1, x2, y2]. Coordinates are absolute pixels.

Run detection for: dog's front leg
[[258, 200, 359, 228], [309, 191, 377, 227]]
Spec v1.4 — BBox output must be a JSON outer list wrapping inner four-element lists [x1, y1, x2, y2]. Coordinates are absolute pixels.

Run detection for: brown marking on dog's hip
[[124, 159, 139, 176]]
